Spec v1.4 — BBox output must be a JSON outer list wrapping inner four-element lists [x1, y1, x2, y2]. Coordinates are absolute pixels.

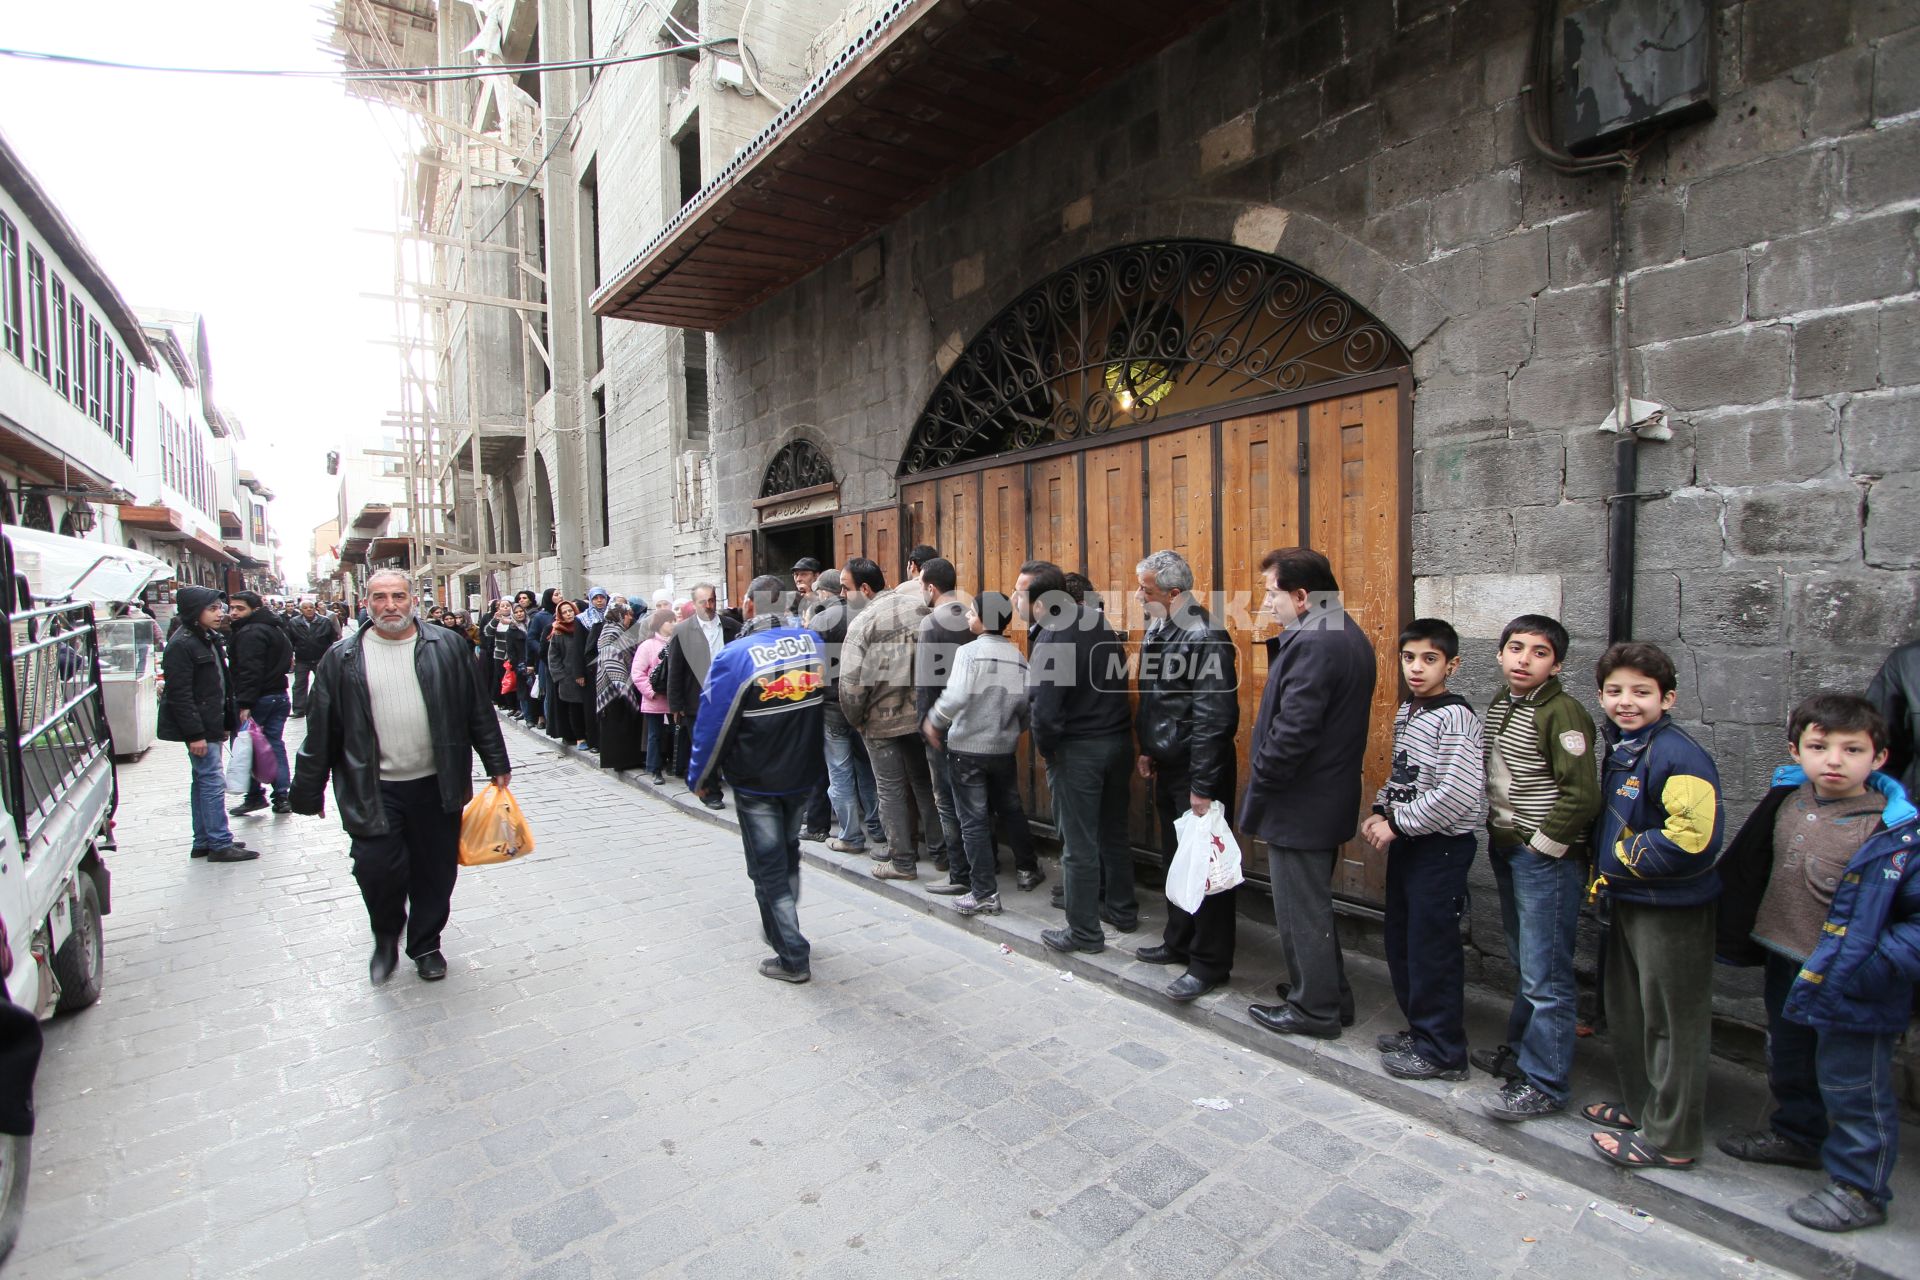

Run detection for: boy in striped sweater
[[1476, 614, 1602, 1122], [1361, 619, 1488, 1080]]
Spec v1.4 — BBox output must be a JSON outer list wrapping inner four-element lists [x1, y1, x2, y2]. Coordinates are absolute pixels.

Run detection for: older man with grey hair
[[1130, 549, 1242, 1002], [292, 569, 511, 985]]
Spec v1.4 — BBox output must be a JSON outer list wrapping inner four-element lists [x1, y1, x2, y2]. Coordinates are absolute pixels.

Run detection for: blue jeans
[[1764, 952, 1902, 1203], [823, 709, 885, 848], [245, 694, 290, 801], [924, 741, 967, 883], [643, 712, 669, 774], [736, 791, 810, 974], [1490, 844, 1583, 1103], [189, 741, 233, 849]]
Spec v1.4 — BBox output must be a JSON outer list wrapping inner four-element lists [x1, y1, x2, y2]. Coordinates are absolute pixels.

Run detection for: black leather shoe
[[206, 845, 259, 863], [932, 853, 950, 873], [271, 797, 292, 814], [1248, 1003, 1342, 1039], [701, 793, 725, 810], [1099, 909, 1138, 934], [370, 935, 400, 985], [1274, 981, 1356, 1027], [1042, 928, 1103, 955], [228, 795, 269, 817], [415, 951, 448, 981], [1165, 974, 1219, 1003], [1050, 885, 1065, 909], [1133, 944, 1183, 965], [191, 839, 248, 859], [1016, 869, 1044, 892]]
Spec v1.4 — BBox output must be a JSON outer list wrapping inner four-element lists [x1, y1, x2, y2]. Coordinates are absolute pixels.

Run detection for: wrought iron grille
[[901, 241, 1408, 474], [761, 438, 836, 496]]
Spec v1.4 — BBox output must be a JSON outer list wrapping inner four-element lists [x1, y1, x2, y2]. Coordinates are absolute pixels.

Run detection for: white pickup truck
[[0, 536, 119, 1260]]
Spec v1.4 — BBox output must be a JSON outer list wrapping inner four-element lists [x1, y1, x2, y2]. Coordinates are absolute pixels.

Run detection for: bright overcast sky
[[0, 0, 415, 580]]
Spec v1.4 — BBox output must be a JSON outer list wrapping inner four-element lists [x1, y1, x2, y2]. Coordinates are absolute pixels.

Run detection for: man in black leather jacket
[[227, 592, 295, 817], [1868, 640, 1920, 796], [1128, 551, 1242, 1002], [291, 570, 510, 985], [289, 600, 340, 717], [158, 585, 250, 862]]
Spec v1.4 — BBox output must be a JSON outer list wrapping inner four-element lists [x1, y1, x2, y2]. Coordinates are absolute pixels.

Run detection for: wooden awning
[[591, 0, 1233, 330], [115, 505, 235, 564]]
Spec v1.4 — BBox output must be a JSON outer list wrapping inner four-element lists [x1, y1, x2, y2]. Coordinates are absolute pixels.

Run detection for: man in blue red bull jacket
[[689, 574, 827, 982]]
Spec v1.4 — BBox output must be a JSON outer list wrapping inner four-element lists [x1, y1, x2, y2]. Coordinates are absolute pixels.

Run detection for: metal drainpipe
[[1605, 163, 1638, 645]]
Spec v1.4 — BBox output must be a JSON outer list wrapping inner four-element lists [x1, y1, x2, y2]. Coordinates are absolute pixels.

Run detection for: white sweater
[[362, 630, 435, 781]]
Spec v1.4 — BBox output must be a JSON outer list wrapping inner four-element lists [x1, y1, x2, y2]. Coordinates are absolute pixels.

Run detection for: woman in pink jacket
[[631, 608, 677, 785]]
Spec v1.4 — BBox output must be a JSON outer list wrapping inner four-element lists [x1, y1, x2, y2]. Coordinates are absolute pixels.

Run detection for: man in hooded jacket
[[158, 586, 252, 862], [227, 591, 296, 816]]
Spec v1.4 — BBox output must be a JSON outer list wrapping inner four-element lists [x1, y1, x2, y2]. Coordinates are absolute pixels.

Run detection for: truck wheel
[[51, 877, 103, 1014], [0, 1132, 28, 1264]]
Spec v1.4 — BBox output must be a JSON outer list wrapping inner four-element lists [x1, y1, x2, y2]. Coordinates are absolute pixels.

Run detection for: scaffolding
[[321, 0, 548, 604]]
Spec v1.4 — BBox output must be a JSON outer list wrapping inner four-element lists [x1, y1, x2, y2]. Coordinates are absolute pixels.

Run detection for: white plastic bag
[[223, 735, 252, 794], [1166, 801, 1245, 914]]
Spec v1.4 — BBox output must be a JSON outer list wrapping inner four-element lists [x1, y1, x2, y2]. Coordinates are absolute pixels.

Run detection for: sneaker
[[1483, 1079, 1563, 1122], [1016, 869, 1044, 891], [1382, 1049, 1469, 1081], [800, 828, 828, 842], [871, 862, 918, 881], [1716, 1128, 1823, 1170], [826, 838, 866, 854], [1470, 1043, 1523, 1083], [925, 883, 969, 896], [271, 797, 292, 814], [932, 853, 950, 874], [759, 958, 811, 984], [229, 795, 270, 817], [1376, 1030, 1414, 1055], [954, 892, 1002, 916], [190, 839, 248, 859]]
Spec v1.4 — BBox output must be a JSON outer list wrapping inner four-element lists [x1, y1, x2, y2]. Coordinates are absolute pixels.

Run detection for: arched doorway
[[888, 240, 1413, 903], [723, 437, 842, 605], [532, 454, 557, 556]]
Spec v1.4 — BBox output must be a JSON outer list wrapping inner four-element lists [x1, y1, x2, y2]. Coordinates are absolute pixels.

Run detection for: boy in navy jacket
[[1716, 694, 1919, 1232], [1582, 643, 1722, 1171]]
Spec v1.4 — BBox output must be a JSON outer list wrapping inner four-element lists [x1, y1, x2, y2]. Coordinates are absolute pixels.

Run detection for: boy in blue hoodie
[[1581, 642, 1722, 1171], [1716, 694, 1919, 1232]]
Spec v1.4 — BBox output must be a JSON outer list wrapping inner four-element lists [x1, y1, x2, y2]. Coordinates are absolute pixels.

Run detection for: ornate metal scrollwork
[[761, 438, 836, 496], [901, 241, 1409, 474]]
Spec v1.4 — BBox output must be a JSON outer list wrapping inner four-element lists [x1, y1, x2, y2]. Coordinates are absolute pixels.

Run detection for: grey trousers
[[923, 739, 968, 885], [1268, 845, 1352, 1029], [867, 732, 947, 871]]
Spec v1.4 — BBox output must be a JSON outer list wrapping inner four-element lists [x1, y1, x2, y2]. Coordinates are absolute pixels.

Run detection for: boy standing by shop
[[1360, 618, 1487, 1081], [1717, 694, 1918, 1232], [1582, 642, 1723, 1170], [1476, 614, 1601, 1122]]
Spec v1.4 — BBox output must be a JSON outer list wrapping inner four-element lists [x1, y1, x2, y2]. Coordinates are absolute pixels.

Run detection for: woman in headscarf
[[532, 588, 558, 737], [594, 601, 647, 771], [548, 599, 588, 746], [630, 607, 677, 785]]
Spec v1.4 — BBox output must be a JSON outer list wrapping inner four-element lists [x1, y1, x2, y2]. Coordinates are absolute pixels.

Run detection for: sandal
[[1590, 1132, 1695, 1170], [1788, 1182, 1887, 1233], [1581, 1101, 1637, 1130]]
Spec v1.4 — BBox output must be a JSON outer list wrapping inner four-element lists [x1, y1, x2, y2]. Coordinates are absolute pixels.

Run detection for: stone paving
[[10, 719, 1799, 1278]]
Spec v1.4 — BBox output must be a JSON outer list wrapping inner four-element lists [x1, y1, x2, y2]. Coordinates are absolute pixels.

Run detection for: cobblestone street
[[10, 721, 1795, 1279]]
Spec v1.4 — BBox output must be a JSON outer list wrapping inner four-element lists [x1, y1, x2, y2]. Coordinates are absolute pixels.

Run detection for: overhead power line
[[0, 40, 732, 84]]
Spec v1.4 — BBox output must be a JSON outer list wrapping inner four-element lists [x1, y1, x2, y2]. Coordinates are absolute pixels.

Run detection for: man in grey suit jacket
[[1239, 547, 1377, 1039]]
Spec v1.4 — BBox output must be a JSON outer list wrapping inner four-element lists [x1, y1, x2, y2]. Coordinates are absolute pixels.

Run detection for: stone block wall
[[707, 0, 1920, 1062]]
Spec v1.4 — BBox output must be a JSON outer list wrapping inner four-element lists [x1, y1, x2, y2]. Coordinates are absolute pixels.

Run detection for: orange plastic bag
[[458, 783, 536, 866]]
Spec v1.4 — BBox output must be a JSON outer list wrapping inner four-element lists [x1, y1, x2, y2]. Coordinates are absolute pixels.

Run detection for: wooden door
[[1147, 425, 1216, 604], [1306, 388, 1406, 902], [1085, 441, 1152, 849], [899, 480, 935, 577], [724, 532, 754, 610], [1028, 456, 1080, 571], [865, 507, 901, 585], [936, 472, 981, 598], [981, 464, 1027, 610], [1220, 409, 1303, 841], [832, 513, 864, 569]]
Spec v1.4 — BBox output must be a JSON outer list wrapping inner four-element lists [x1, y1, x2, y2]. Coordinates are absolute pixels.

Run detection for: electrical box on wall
[[1558, 0, 1715, 153]]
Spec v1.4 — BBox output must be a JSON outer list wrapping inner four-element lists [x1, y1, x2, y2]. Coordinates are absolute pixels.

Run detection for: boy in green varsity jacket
[[1582, 642, 1723, 1171], [1475, 614, 1602, 1123]]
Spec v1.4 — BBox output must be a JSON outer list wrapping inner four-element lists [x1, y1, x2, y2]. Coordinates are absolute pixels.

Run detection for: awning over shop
[[591, 0, 1232, 330], [116, 504, 236, 564], [0, 418, 116, 493]]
